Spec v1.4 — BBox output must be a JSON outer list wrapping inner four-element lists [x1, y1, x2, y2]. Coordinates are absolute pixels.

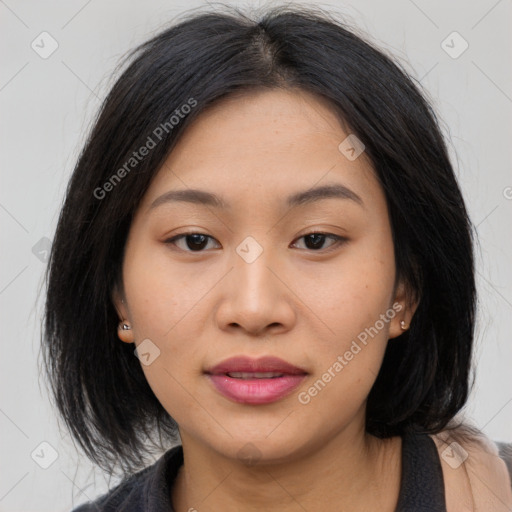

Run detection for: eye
[[164, 231, 347, 253], [164, 233, 220, 252], [291, 232, 347, 252]]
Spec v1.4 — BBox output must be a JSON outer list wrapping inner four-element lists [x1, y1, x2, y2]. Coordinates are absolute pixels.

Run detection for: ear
[[388, 278, 419, 340], [112, 284, 135, 344]]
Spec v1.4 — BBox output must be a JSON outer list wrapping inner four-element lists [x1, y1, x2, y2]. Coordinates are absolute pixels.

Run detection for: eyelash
[[164, 231, 347, 254]]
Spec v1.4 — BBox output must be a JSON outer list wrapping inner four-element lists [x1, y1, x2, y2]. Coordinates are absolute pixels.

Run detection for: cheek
[[122, 244, 208, 420], [302, 234, 396, 348], [123, 241, 209, 339], [295, 233, 396, 417], [121, 242, 214, 407]]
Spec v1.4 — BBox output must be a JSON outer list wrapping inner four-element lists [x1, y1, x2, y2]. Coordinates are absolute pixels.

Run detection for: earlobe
[[388, 279, 419, 340], [388, 310, 410, 340], [112, 285, 134, 343], [117, 320, 135, 343]]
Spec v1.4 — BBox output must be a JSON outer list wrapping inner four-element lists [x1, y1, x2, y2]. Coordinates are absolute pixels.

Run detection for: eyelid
[[290, 232, 347, 253], [164, 232, 220, 252]]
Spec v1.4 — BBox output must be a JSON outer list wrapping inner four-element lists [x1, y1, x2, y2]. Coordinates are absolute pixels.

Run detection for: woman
[[41, 5, 512, 511]]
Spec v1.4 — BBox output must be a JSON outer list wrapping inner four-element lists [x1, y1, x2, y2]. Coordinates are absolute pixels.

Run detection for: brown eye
[[165, 233, 219, 252], [165, 231, 347, 254], [292, 233, 347, 252]]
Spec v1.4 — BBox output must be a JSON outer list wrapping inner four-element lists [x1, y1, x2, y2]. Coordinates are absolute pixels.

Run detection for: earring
[[400, 320, 408, 330], [119, 322, 131, 330]]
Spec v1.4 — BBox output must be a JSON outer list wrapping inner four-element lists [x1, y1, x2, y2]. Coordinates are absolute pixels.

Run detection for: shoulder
[[68, 445, 183, 512], [428, 424, 512, 512], [68, 463, 154, 511]]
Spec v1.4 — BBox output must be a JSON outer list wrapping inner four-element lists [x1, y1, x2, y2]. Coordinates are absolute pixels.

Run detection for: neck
[[172, 423, 402, 512]]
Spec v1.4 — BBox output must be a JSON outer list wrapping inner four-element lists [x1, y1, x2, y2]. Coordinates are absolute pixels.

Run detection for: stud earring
[[119, 322, 131, 330], [400, 320, 408, 330]]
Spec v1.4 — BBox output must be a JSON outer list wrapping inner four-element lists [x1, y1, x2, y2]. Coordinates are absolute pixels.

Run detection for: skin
[[431, 432, 512, 511], [111, 87, 495, 511]]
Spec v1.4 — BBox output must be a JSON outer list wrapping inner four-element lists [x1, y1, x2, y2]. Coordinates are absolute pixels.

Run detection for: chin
[[204, 427, 315, 467]]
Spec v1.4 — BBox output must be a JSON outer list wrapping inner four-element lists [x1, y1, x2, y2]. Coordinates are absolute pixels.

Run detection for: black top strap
[[395, 431, 447, 511]]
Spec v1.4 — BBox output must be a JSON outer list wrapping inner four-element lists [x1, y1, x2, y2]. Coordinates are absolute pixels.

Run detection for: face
[[114, 88, 414, 464]]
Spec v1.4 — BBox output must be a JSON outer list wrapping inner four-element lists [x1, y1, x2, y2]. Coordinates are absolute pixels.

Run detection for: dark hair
[[40, 3, 477, 477]]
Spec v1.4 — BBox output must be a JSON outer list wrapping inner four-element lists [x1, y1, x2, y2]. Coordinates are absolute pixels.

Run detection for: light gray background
[[1, 0, 511, 510]]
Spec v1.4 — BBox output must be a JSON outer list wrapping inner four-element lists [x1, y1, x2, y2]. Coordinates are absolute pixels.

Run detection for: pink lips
[[205, 356, 308, 405]]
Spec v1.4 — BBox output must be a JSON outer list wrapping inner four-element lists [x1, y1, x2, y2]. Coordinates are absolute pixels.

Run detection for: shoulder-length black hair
[[41, 4, 476, 477]]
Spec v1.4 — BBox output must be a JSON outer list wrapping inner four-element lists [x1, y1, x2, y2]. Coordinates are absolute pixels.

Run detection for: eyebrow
[[148, 182, 364, 212]]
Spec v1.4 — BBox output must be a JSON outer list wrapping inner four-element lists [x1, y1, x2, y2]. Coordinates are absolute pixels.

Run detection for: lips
[[207, 356, 307, 375], [205, 356, 308, 405]]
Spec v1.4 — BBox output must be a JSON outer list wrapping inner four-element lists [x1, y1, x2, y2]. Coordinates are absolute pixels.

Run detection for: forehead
[[139, 88, 382, 214]]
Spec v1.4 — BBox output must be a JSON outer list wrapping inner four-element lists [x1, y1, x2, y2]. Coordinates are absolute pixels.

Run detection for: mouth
[[225, 372, 286, 379], [205, 356, 308, 405]]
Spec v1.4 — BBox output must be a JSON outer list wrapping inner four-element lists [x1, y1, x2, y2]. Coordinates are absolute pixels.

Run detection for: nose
[[214, 241, 296, 337]]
